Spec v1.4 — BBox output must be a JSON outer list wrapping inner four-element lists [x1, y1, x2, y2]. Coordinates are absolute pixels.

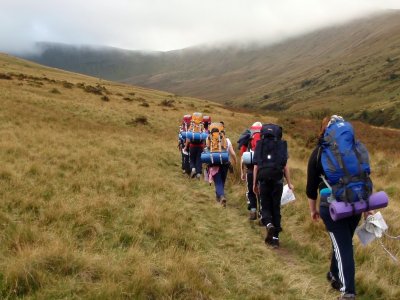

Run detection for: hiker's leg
[[184, 153, 190, 174], [330, 250, 339, 279], [246, 172, 257, 211], [213, 169, 224, 198], [194, 147, 203, 174], [259, 180, 273, 226], [271, 181, 283, 236], [320, 207, 360, 295], [189, 147, 196, 171]]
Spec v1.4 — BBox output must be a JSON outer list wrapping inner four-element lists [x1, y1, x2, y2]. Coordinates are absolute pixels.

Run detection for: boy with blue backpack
[[306, 115, 373, 300]]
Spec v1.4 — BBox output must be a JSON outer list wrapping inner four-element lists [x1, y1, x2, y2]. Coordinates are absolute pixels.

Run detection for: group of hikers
[[178, 112, 237, 206], [178, 112, 381, 300]]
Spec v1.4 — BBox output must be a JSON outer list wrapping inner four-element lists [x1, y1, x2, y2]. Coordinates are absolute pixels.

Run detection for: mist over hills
[[23, 10, 400, 128]]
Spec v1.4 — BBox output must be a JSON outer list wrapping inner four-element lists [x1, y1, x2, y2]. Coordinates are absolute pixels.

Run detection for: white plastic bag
[[356, 211, 388, 246], [281, 184, 295, 206]]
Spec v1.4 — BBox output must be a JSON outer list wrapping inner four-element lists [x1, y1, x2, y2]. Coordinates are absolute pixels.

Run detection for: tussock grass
[[1, 54, 399, 299]]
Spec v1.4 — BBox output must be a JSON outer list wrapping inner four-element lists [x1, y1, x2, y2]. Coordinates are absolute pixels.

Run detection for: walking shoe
[[271, 237, 279, 248], [216, 196, 221, 203], [264, 223, 275, 245], [327, 272, 342, 291], [190, 168, 196, 178], [249, 211, 257, 221], [337, 293, 355, 300], [220, 196, 227, 207], [196, 173, 201, 180]]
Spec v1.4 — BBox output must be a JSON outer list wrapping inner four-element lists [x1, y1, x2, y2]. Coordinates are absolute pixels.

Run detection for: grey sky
[[1, 0, 400, 54]]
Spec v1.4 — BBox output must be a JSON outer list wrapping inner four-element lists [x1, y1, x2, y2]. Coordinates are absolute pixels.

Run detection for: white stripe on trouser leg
[[329, 232, 346, 293]]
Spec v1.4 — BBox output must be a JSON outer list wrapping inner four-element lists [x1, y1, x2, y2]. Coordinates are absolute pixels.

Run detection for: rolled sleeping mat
[[242, 151, 254, 165], [181, 131, 208, 142], [329, 191, 389, 221], [201, 151, 230, 165]]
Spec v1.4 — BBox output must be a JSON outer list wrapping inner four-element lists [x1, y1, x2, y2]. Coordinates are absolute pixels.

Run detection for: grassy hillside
[[24, 10, 400, 128], [1, 53, 400, 299]]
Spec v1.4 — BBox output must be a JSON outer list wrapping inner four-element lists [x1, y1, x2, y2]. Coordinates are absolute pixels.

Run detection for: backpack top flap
[[321, 121, 372, 202], [261, 123, 282, 140]]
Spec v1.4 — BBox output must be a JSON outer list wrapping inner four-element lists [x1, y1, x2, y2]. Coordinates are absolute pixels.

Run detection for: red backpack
[[181, 114, 192, 131], [249, 124, 262, 150]]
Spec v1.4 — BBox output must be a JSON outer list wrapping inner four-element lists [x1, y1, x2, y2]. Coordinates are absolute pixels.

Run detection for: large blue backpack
[[321, 120, 372, 203]]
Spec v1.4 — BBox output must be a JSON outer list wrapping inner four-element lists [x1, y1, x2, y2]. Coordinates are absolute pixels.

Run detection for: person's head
[[319, 115, 345, 139], [319, 116, 331, 139]]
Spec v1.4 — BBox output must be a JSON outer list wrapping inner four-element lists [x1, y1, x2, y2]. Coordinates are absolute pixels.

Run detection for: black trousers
[[181, 152, 190, 174], [246, 172, 258, 210], [259, 179, 283, 237], [320, 206, 361, 295]]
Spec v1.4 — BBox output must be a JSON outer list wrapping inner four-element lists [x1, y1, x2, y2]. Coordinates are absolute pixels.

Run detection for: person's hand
[[363, 210, 374, 220], [253, 184, 259, 195], [288, 183, 294, 190], [241, 173, 246, 181], [310, 210, 320, 221]]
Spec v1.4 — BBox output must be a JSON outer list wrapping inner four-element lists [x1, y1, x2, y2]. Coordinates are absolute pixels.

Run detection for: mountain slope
[[24, 10, 400, 128], [1, 53, 399, 299]]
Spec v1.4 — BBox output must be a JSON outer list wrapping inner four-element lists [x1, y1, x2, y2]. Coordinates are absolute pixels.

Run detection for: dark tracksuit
[[307, 145, 361, 295], [253, 143, 287, 238], [189, 143, 203, 175], [240, 145, 258, 212], [179, 137, 190, 174], [246, 170, 258, 211]]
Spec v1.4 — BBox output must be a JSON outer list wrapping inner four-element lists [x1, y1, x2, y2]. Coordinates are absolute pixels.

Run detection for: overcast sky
[[1, 0, 400, 54]]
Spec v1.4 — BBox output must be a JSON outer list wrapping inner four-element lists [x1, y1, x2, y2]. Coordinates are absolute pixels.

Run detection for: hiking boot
[[271, 237, 279, 248], [220, 196, 227, 207], [249, 211, 257, 221], [327, 271, 342, 291], [264, 223, 275, 245], [337, 293, 355, 300], [190, 168, 196, 178]]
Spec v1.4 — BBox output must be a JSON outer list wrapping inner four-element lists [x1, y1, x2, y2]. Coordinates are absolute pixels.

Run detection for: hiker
[[203, 115, 211, 133], [306, 115, 373, 300], [239, 122, 262, 220], [205, 121, 237, 207], [184, 112, 206, 179], [178, 114, 192, 175], [252, 123, 294, 248]]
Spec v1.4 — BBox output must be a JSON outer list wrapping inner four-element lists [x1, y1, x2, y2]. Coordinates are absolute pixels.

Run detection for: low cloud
[[1, 0, 399, 54]]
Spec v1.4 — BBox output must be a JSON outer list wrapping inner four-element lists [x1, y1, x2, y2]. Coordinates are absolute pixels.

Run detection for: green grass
[[1, 53, 400, 299]]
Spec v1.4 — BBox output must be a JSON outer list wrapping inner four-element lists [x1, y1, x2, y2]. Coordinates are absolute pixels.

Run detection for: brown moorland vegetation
[[0, 53, 399, 299]]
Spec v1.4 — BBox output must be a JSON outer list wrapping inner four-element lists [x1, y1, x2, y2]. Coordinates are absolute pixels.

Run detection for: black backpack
[[256, 124, 288, 181]]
